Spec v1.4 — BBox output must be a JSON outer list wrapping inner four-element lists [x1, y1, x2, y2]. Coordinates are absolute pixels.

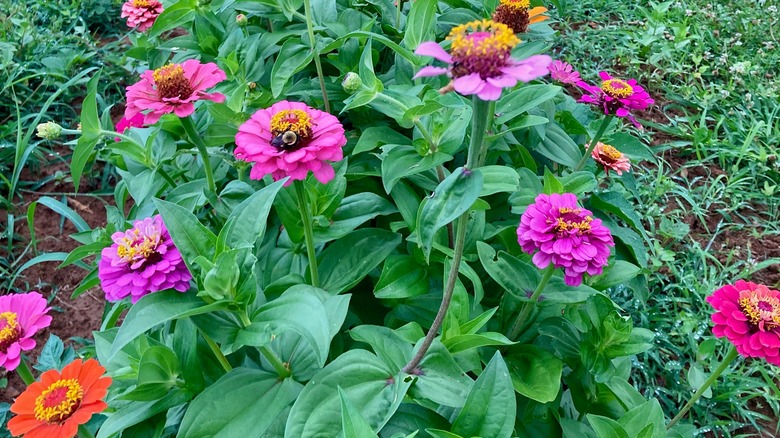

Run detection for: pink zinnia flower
[[707, 280, 780, 365], [517, 193, 614, 286], [98, 215, 192, 303], [125, 60, 226, 125], [114, 113, 145, 142], [0, 292, 52, 371], [548, 60, 581, 85], [413, 19, 551, 101], [576, 72, 654, 127], [588, 141, 631, 175], [234, 101, 347, 186], [120, 0, 163, 32]]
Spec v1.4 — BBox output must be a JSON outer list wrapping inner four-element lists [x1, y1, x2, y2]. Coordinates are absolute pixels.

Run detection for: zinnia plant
[[98, 214, 192, 303], [588, 141, 631, 175], [120, 0, 163, 32], [576, 71, 654, 127], [0, 292, 51, 371], [7, 358, 112, 438], [492, 0, 549, 34], [413, 19, 551, 100]]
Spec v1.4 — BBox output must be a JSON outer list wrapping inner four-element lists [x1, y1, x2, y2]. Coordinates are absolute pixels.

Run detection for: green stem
[[78, 425, 96, 438], [239, 311, 291, 378], [476, 100, 496, 167], [395, 0, 402, 29], [16, 358, 35, 385], [200, 329, 232, 373], [401, 96, 492, 374], [507, 265, 555, 341], [180, 117, 217, 195], [573, 116, 613, 172], [667, 345, 739, 430], [156, 167, 177, 188], [294, 180, 319, 287], [303, 0, 330, 113]]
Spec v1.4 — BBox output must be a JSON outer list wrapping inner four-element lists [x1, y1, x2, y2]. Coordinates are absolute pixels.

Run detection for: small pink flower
[[120, 0, 163, 32], [114, 113, 145, 142], [588, 142, 631, 175], [548, 60, 581, 84], [414, 19, 551, 101], [576, 72, 654, 127], [98, 215, 192, 303], [0, 292, 52, 371], [234, 101, 347, 186], [517, 193, 614, 286], [125, 60, 226, 125], [707, 280, 780, 365]]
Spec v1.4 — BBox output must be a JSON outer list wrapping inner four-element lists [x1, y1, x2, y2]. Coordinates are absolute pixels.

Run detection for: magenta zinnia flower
[[98, 215, 192, 303], [517, 193, 614, 286], [588, 141, 631, 175], [120, 0, 163, 32], [0, 292, 52, 371], [576, 72, 654, 127], [413, 19, 551, 101], [234, 101, 347, 186], [125, 60, 226, 125], [707, 280, 780, 365], [548, 60, 581, 85]]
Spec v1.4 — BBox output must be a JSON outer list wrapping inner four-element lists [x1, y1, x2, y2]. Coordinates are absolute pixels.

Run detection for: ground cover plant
[[2, 0, 780, 437]]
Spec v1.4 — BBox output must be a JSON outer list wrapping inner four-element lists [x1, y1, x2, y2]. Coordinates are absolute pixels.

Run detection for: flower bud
[[341, 72, 363, 94], [36, 121, 62, 140], [236, 13, 247, 26]]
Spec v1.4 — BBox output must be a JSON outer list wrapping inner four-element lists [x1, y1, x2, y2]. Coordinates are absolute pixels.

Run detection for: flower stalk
[[181, 116, 217, 195], [507, 265, 555, 340], [294, 180, 320, 287], [200, 329, 232, 373], [16, 358, 35, 385], [303, 0, 330, 113], [402, 96, 491, 374], [574, 115, 613, 172], [667, 345, 739, 430], [239, 311, 292, 379]]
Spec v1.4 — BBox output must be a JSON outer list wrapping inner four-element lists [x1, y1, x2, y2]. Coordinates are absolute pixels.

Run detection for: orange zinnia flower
[[8, 358, 112, 438], [492, 0, 549, 34]]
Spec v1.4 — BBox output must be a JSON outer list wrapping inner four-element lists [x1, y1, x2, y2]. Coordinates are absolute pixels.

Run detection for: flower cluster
[[98, 215, 192, 303], [517, 193, 614, 286], [577, 72, 654, 127], [0, 292, 51, 371]]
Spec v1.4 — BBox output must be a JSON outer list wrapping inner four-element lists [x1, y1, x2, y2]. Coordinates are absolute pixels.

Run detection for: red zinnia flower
[[7, 358, 112, 438], [576, 72, 654, 127], [707, 280, 780, 365]]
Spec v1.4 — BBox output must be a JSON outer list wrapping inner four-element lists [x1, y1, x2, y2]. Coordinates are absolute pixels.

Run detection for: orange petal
[[77, 360, 107, 392], [10, 388, 43, 414], [7, 415, 43, 435], [60, 359, 83, 381], [530, 15, 549, 24], [25, 423, 69, 438], [82, 379, 112, 405], [529, 6, 548, 16]]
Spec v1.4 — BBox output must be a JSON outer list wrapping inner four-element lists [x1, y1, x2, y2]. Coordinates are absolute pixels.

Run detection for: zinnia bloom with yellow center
[[234, 101, 347, 186], [120, 0, 163, 32], [587, 141, 631, 175], [0, 292, 51, 371], [576, 72, 654, 127], [707, 280, 780, 365], [492, 0, 549, 34], [414, 19, 551, 101], [7, 358, 112, 438], [124, 60, 226, 125]]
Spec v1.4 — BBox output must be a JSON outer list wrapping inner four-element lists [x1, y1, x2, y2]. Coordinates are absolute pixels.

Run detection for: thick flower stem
[[667, 345, 739, 430], [507, 265, 555, 341], [402, 96, 491, 374], [180, 116, 217, 195], [574, 116, 613, 172], [294, 180, 320, 287], [303, 0, 330, 113], [16, 358, 35, 385], [200, 329, 232, 373]]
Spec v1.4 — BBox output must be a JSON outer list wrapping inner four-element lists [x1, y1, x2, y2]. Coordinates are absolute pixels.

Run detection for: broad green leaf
[[591, 261, 642, 290], [317, 228, 401, 294], [476, 242, 539, 298], [123, 345, 181, 401], [587, 415, 630, 438], [496, 84, 561, 124], [349, 325, 413, 372], [315, 193, 398, 242], [451, 352, 516, 438], [340, 387, 380, 438], [536, 122, 582, 168], [505, 345, 563, 403], [402, 0, 438, 51], [220, 179, 285, 249], [178, 368, 302, 438], [354, 126, 411, 155], [310, 0, 337, 24], [33, 334, 76, 372], [409, 341, 473, 408], [271, 40, 313, 97], [418, 167, 483, 260], [617, 399, 665, 438], [97, 390, 190, 438], [561, 171, 598, 196], [285, 350, 412, 437], [374, 255, 429, 299], [148, 0, 197, 38], [604, 132, 655, 162], [154, 198, 217, 270], [381, 145, 452, 194], [476, 166, 520, 196], [443, 332, 515, 354], [72, 71, 101, 192], [381, 404, 450, 438]]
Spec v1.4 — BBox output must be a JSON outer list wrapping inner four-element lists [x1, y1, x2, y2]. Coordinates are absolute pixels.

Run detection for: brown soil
[[0, 145, 111, 402]]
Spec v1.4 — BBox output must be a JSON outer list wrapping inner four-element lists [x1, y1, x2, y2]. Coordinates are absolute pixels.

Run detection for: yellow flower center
[[739, 287, 780, 331], [447, 19, 520, 61], [116, 229, 160, 264], [0, 311, 21, 351], [600, 79, 634, 98], [499, 0, 530, 10], [598, 143, 622, 161], [34, 379, 84, 424], [268, 109, 314, 150], [132, 0, 151, 7], [555, 208, 592, 235], [152, 64, 194, 100]]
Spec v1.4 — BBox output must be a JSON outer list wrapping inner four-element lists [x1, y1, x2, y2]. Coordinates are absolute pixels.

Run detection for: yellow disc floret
[[447, 20, 520, 60], [270, 110, 313, 137], [601, 79, 634, 98], [555, 208, 593, 235], [599, 143, 623, 161], [499, 0, 530, 10], [739, 287, 780, 331], [116, 229, 160, 264], [34, 379, 84, 423], [153, 64, 193, 99], [133, 0, 151, 7], [0, 312, 20, 350]]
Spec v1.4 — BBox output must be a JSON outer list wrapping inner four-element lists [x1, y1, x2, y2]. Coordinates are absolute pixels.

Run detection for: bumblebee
[[270, 130, 299, 150]]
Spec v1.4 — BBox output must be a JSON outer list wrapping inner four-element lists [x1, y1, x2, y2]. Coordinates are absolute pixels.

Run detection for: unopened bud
[[247, 82, 257, 90], [341, 72, 362, 94], [36, 121, 62, 140], [236, 14, 247, 26]]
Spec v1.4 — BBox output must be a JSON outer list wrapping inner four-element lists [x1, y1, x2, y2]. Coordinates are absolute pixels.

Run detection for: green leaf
[[409, 341, 473, 408], [97, 390, 190, 438], [315, 193, 398, 242], [476, 242, 539, 298], [536, 122, 582, 168], [123, 345, 181, 401], [148, 0, 197, 38], [310, 0, 337, 24], [443, 332, 515, 354], [374, 255, 429, 299], [317, 228, 401, 294], [543, 167, 564, 194], [72, 71, 102, 192], [349, 325, 412, 372], [339, 387, 380, 438], [505, 345, 563, 403], [451, 352, 516, 438], [271, 40, 313, 97], [591, 261, 642, 290], [108, 291, 230, 361], [496, 84, 561, 124], [605, 132, 655, 162], [587, 415, 630, 438], [617, 399, 665, 438], [30, 196, 90, 232], [285, 350, 412, 437], [381, 145, 452, 194], [418, 167, 483, 260], [33, 334, 76, 372], [587, 192, 649, 240], [561, 171, 598, 196], [220, 179, 285, 249], [154, 198, 217, 270], [178, 368, 302, 438], [476, 166, 520, 196], [402, 0, 437, 51], [353, 127, 411, 155]]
